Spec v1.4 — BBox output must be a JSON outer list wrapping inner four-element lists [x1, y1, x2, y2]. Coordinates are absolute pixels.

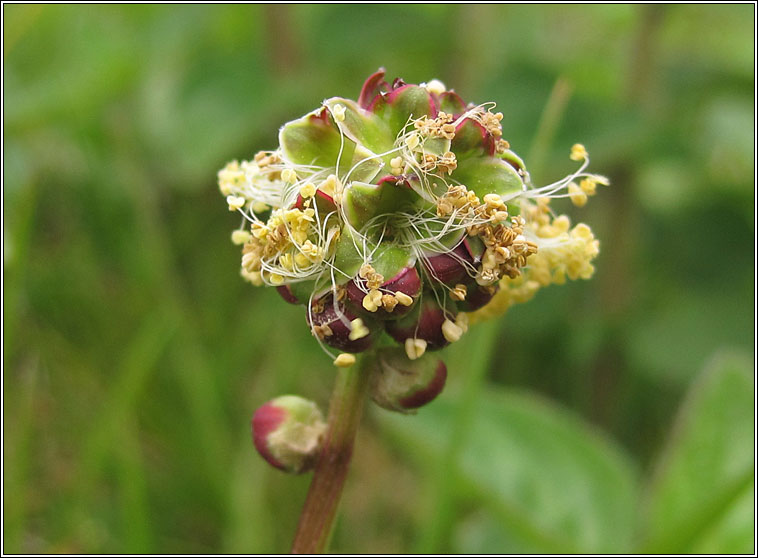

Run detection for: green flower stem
[[291, 354, 373, 554]]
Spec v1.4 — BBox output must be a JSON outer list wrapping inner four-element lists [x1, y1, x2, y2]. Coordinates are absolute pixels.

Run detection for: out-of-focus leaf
[[378, 385, 639, 553], [640, 351, 754, 553]]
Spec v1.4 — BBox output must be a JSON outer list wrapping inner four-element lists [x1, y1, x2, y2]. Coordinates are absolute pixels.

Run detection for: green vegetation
[[3, 4, 754, 553]]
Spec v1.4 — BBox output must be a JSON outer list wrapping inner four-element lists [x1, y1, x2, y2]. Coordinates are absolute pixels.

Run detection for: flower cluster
[[225, 69, 609, 471], [220, 69, 607, 367]]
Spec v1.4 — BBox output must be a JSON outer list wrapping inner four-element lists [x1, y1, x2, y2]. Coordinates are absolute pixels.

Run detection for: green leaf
[[639, 351, 755, 553], [378, 385, 639, 553]]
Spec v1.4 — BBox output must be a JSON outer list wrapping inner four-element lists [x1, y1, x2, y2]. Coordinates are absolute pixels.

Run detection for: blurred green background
[[3, 4, 754, 554]]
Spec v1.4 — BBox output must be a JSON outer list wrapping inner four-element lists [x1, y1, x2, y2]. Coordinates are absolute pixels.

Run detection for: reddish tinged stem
[[291, 355, 372, 554]]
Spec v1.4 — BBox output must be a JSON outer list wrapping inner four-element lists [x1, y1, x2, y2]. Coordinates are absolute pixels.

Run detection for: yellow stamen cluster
[[361, 289, 413, 313], [359, 264, 384, 289], [474, 215, 538, 286], [474, 109, 504, 138], [468, 199, 601, 323], [312, 323, 333, 340], [236, 204, 328, 285], [414, 111, 457, 140]]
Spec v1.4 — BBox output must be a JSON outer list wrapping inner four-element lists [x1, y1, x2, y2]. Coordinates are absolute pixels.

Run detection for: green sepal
[[438, 91, 466, 115], [452, 156, 524, 199], [323, 97, 394, 157], [333, 227, 414, 284], [450, 117, 491, 159], [279, 108, 348, 169], [421, 136, 451, 157], [343, 180, 417, 229], [383, 85, 434, 137]]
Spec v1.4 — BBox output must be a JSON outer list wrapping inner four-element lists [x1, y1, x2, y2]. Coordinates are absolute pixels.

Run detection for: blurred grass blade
[[380, 385, 639, 553], [639, 351, 755, 553]]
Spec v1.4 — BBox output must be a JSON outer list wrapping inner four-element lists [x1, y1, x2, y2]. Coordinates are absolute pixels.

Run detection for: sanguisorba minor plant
[[218, 69, 608, 553]]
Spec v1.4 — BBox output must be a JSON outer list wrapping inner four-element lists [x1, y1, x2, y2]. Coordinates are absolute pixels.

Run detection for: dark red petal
[[358, 68, 389, 109]]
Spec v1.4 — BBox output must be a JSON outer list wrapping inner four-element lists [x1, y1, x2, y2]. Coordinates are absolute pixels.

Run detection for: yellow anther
[[405, 133, 420, 150], [571, 223, 593, 240], [394, 291, 414, 306], [362, 289, 383, 312], [568, 182, 588, 207], [278, 253, 294, 271], [442, 318, 464, 343], [553, 215, 571, 233], [483, 193, 505, 209], [579, 177, 597, 196], [404, 338, 427, 360], [334, 353, 356, 367], [332, 103, 346, 122], [348, 318, 370, 341], [450, 283, 467, 301], [231, 230, 252, 245], [381, 294, 398, 312], [281, 168, 298, 183], [269, 273, 284, 286], [300, 182, 317, 198], [226, 195, 246, 211], [570, 143, 588, 162], [294, 252, 310, 267]]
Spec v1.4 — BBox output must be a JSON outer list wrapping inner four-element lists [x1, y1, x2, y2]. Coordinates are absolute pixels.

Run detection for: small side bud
[[251, 395, 327, 474], [369, 348, 447, 413]]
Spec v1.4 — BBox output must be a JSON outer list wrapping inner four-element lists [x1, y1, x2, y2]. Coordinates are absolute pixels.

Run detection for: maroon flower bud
[[385, 296, 457, 350], [306, 294, 382, 353], [455, 281, 499, 312], [422, 238, 477, 286], [251, 395, 326, 474], [345, 266, 421, 319], [369, 348, 447, 413]]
